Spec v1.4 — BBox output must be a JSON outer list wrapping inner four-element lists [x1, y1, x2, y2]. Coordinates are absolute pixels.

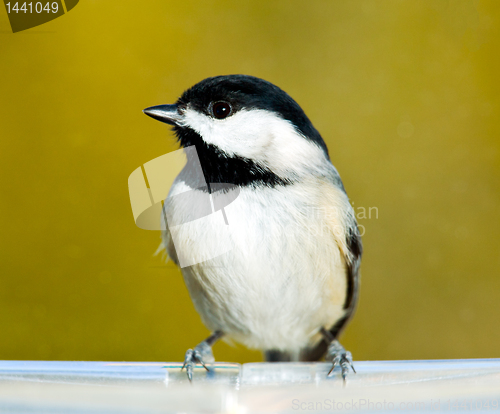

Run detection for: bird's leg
[[181, 330, 223, 381], [320, 327, 355, 383]]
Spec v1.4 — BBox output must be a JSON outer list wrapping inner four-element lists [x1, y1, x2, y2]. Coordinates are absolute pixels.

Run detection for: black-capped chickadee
[[143, 75, 362, 381]]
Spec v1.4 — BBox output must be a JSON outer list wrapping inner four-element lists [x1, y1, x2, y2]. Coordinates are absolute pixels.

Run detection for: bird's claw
[[181, 341, 214, 381], [326, 340, 355, 383]]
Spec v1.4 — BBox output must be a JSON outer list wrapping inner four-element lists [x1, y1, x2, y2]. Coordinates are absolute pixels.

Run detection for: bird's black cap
[[177, 75, 329, 157]]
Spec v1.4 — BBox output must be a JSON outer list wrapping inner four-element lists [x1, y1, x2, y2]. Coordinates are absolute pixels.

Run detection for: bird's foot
[[325, 340, 355, 382], [181, 341, 215, 381]]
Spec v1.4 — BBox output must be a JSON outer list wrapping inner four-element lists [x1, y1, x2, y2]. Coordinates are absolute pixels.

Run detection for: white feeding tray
[[0, 359, 499, 413]]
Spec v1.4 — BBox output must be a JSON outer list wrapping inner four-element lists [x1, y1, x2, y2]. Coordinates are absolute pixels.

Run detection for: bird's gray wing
[[157, 212, 180, 267]]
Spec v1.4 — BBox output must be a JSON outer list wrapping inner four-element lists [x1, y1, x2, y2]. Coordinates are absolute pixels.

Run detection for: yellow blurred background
[[0, 0, 499, 363]]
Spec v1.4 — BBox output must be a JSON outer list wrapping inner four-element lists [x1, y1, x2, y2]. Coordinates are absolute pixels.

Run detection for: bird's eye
[[211, 102, 232, 119]]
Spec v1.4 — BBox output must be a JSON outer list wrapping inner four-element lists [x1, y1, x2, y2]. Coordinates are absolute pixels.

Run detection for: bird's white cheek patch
[[183, 108, 298, 157], [181, 109, 214, 142], [181, 107, 329, 179], [182, 109, 276, 155]]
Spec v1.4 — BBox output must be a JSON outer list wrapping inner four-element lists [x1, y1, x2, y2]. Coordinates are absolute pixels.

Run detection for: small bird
[[143, 75, 362, 381]]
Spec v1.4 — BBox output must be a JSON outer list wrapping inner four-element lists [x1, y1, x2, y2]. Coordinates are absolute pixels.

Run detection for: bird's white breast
[[163, 179, 348, 352]]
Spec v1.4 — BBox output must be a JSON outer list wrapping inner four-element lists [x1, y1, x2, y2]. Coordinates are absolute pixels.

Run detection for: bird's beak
[[143, 104, 183, 126]]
